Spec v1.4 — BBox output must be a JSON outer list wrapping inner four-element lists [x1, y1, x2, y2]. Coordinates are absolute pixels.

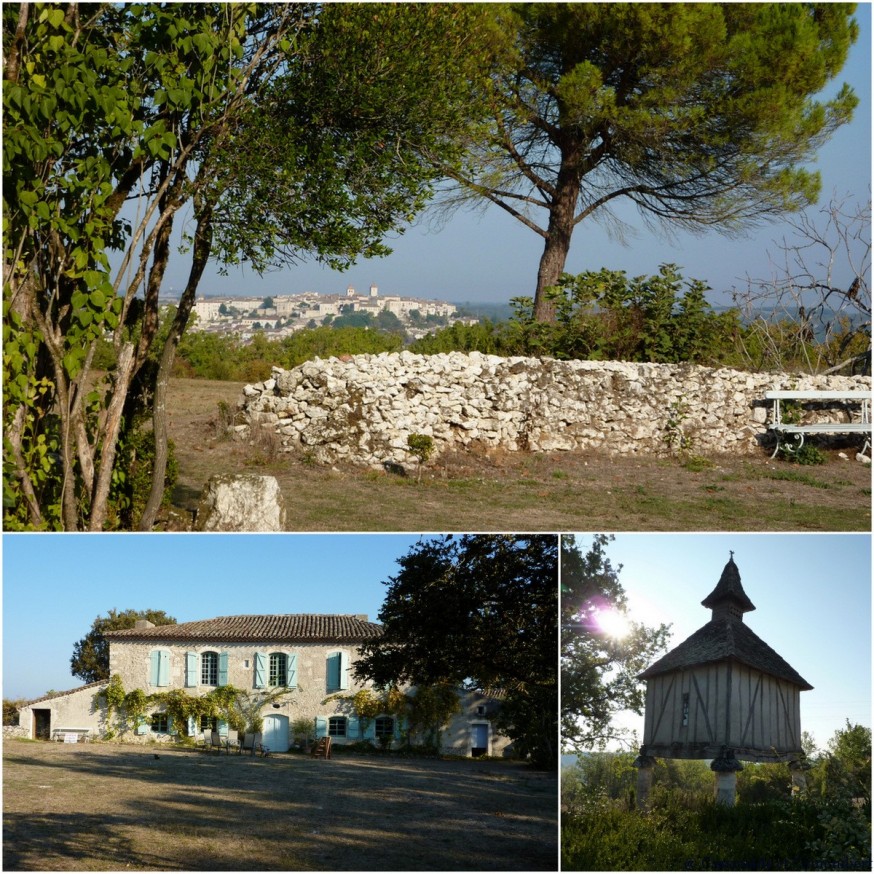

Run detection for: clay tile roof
[[103, 614, 383, 643], [701, 556, 756, 613], [638, 618, 812, 690]]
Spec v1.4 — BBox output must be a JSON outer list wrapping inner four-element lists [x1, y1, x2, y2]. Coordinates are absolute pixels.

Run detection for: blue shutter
[[167, 715, 174, 734], [394, 717, 402, 740], [347, 717, 360, 740], [314, 717, 327, 739], [338, 651, 349, 690], [287, 654, 298, 688], [254, 652, 266, 688], [156, 651, 169, 687], [363, 720, 376, 741], [218, 652, 229, 686], [326, 653, 340, 690], [185, 652, 197, 687], [218, 719, 228, 737], [136, 717, 149, 736], [149, 651, 160, 686], [187, 716, 196, 737]]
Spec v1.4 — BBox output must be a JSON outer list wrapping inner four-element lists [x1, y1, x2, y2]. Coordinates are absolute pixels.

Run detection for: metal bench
[[765, 390, 871, 458]]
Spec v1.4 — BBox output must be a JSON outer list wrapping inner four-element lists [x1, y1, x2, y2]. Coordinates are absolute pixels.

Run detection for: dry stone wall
[[235, 352, 870, 467]]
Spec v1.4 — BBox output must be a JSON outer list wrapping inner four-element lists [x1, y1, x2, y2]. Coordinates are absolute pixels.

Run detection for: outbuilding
[[634, 555, 813, 805]]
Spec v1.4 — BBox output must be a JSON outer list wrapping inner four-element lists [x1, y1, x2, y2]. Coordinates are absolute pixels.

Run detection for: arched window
[[201, 651, 218, 686], [269, 653, 287, 686]]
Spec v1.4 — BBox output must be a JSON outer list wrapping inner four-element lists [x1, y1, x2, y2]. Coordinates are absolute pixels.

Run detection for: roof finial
[[729, 550, 734, 558]]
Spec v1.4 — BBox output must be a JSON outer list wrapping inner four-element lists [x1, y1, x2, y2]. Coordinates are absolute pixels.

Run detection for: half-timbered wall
[[643, 659, 803, 762]]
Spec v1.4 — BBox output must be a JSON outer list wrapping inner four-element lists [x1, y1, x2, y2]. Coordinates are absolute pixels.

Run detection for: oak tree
[[561, 535, 670, 751], [355, 535, 558, 767], [71, 608, 177, 683]]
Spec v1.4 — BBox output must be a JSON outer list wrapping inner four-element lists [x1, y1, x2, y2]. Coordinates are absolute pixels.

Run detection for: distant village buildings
[[186, 285, 461, 341]]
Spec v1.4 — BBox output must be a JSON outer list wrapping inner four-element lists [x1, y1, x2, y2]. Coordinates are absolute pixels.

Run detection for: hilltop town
[[171, 284, 471, 341]]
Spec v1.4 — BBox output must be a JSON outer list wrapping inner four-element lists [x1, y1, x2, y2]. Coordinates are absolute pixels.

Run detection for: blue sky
[[566, 533, 872, 754], [157, 6, 871, 305], [2, 534, 425, 700]]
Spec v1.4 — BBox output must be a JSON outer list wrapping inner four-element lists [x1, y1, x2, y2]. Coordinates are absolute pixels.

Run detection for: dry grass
[[3, 740, 557, 871], [163, 378, 872, 532]]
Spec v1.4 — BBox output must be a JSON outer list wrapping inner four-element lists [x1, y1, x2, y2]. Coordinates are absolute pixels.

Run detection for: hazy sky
[[565, 533, 872, 754], [154, 6, 871, 305], [2, 533, 425, 700]]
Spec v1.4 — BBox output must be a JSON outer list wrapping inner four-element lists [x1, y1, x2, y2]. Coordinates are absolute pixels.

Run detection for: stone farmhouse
[[15, 614, 511, 758]]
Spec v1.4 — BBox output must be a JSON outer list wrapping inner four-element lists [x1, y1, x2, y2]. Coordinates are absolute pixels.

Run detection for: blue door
[[471, 723, 489, 756], [262, 715, 289, 753]]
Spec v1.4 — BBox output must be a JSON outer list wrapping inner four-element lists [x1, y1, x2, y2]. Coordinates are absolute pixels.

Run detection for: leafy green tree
[[355, 535, 558, 767], [3, 3, 496, 531], [71, 608, 177, 683], [3, 698, 27, 726], [561, 535, 671, 751], [448, 3, 859, 320], [508, 265, 746, 364]]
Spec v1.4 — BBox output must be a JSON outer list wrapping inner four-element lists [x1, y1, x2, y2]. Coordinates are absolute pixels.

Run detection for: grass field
[[3, 740, 557, 871], [163, 378, 872, 532]]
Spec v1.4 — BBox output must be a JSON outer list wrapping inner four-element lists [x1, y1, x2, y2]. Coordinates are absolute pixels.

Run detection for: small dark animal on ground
[[383, 460, 407, 477]]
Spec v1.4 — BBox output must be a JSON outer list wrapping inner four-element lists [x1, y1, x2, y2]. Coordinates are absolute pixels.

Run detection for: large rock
[[194, 475, 287, 532]]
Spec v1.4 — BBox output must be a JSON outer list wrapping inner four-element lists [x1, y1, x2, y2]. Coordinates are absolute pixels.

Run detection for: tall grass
[[562, 793, 871, 871]]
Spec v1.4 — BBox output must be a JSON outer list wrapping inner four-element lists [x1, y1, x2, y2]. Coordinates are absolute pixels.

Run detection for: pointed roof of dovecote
[[638, 555, 812, 691], [701, 553, 756, 616]]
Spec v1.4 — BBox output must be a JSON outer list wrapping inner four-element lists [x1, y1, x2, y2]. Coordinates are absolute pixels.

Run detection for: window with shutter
[[339, 651, 350, 690], [218, 652, 229, 687], [328, 716, 347, 738], [326, 652, 340, 691], [149, 651, 160, 686], [201, 651, 218, 686], [269, 652, 287, 686], [254, 652, 267, 688], [185, 652, 197, 688], [150, 650, 170, 687], [375, 717, 394, 740]]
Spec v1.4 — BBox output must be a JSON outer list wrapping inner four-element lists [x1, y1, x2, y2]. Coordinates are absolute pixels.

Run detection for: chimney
[[134, 619, 155, 630]]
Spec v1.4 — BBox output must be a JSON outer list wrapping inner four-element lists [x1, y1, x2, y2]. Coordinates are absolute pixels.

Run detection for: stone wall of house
[[235, 352, 870, 467], [109, 640, 368, 738], [17, 684, 108, 740]]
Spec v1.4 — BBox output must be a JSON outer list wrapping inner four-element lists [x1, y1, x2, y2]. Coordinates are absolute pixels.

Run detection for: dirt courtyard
[[3, 740, 558, 871]]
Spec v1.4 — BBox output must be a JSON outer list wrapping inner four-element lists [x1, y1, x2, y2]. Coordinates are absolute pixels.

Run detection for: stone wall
[[236, 352, 870, 467]]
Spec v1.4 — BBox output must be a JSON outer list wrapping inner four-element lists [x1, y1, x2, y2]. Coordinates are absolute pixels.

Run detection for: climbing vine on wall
[[94, 675, 295, 738]]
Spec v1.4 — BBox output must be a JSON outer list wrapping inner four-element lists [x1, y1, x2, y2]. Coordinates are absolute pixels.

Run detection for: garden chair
[[227, 729, 239, 754], [255, 732, 270, 757], [209, 730, 224, 754]]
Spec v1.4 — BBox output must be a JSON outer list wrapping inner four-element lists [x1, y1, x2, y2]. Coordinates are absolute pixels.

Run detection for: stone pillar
[[632, 748, 657, 810], [710, 747, 743, 806]]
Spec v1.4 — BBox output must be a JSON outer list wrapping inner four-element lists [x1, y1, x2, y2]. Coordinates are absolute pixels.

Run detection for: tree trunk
[[137, 207, 213, 531], [533, 160, 581, 324], [87, 342, 136, 530]]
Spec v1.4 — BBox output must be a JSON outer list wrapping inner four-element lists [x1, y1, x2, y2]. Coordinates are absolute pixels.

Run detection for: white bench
[[51, 728, 91, 743], [765, 390, 871, 458]]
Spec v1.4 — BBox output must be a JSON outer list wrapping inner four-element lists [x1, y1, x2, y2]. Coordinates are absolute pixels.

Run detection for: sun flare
[[594, 609, 631, 639]]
